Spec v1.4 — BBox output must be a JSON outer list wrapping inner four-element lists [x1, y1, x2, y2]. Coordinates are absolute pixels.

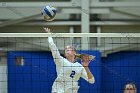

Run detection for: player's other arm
[[43, 27, 62, 64], [81, 55, 95, 84], [83, 66, 95, 84]]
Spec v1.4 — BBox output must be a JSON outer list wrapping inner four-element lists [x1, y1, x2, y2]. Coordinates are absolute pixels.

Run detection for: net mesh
[[0, 33, 140, 93]]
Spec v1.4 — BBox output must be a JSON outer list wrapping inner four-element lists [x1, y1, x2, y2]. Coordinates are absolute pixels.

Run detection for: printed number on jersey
[[70, 71, 76, 78]]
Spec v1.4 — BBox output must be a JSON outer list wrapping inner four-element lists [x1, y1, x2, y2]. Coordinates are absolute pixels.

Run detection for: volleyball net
[[0, 33, 140, 93]]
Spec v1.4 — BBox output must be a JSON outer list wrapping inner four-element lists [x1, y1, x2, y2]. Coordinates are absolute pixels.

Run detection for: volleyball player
[[43, 27, 95, 93]]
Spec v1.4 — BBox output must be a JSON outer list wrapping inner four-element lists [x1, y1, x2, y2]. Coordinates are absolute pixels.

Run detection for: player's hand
[[43, 27, 51, 33], [81, 55, 90, 67]]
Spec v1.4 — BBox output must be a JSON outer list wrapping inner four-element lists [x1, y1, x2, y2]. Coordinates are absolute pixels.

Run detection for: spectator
[[124, 83, 137, 93]]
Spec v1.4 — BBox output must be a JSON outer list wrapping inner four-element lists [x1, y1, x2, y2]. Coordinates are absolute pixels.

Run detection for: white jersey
[[48, 37, 95, 93]]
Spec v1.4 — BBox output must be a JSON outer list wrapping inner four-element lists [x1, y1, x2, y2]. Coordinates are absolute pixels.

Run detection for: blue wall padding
[[8, 51, 56, 93], [8, 50, 101, 93], [8, 51, 140, 93]]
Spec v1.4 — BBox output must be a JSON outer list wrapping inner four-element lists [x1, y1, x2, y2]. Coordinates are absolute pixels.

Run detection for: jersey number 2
[[70, 71, 76, 78]]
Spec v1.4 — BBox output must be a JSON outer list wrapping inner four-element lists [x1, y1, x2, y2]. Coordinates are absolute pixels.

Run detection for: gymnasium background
[[0, 0, 140, 93]]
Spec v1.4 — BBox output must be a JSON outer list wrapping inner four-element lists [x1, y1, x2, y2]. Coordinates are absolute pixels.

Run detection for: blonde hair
[[65, 45, 76, 52]]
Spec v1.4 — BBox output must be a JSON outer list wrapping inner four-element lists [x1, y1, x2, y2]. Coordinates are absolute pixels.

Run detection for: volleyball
[[42, 5, 57, 21]]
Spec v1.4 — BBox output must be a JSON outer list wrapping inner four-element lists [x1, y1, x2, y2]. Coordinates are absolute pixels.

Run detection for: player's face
[[124, 85, 136, 93], [65, 47, 76, 57]]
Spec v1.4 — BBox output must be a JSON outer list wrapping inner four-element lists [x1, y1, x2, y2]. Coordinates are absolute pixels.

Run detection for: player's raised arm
[[43, 27, 62, 64], [81, 55, 95, 84]]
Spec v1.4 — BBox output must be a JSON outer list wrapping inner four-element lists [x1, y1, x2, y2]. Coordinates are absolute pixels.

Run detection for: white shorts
[[52, 81, 79, 93]]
